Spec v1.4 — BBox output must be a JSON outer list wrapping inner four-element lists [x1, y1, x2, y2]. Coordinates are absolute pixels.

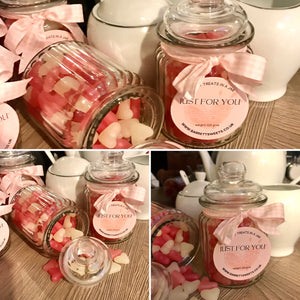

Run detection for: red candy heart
[[198, 277, 218, 292]]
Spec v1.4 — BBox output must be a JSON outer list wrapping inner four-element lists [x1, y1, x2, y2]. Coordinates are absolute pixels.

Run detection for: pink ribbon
[[0, 45, 32, 103], [0, 165, 44, 204], [0, 17, 7, 37], [90, 185, 146, 215], [161, 43, 266, 100], [0, 4, 86, 72], [202, 203, 285, 245]]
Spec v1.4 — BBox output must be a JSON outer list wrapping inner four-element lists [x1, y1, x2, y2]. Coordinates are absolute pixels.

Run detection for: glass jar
[[151, 202, 199, 267], [59, 236, 112, 287], [0, 217, 10, 257], [156, 0, 265, 148], [199, 161, 272, 288], [84, 151, 144, 243], [0, 0, 84, 73], [10, 184, 89, 257], [22, 41, 164, 149], [151, 262, 172, 300]]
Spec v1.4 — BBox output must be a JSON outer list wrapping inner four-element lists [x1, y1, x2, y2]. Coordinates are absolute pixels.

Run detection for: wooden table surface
[[0, 220, 149, 300], [11, 69, 300, 150]]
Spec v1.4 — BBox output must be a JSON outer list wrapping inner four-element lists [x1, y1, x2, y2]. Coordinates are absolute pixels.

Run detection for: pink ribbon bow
[[92, 185, 146, 215], [0, 165, 44, 204], [161, 43, 266, 100], [0, 4, 85, 72], [202, 203, 285, 245], [0, 46, 32, 103]]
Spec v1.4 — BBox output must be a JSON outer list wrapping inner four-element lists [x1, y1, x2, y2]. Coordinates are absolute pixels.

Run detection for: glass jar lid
[[0, 151, 35, 170], [158, 0, 254, 48], [200, 161, 267, 209], [59, 236, 112, 287], [85, 151, 139, 184], [93, 0, 169, 27], [0, 0, 66, 14]]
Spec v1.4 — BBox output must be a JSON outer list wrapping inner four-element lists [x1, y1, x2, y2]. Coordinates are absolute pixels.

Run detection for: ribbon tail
[[62, 23, 86, 42], [94, 192, 117, 214], [213, 214, 244, 245], [0, 204, 14, 216], [0, 79, 32, 102], [173, 60, 212, 100]]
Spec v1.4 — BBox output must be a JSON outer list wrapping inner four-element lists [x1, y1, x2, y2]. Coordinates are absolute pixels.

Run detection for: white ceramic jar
[[87, 0, 169, 88]]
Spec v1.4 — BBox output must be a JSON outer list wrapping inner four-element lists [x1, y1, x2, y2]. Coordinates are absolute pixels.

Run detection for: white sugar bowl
[[87, 0, 169, 88]]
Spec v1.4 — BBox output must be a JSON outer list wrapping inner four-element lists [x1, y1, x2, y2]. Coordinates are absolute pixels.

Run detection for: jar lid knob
[[217, 161, 246, 183]]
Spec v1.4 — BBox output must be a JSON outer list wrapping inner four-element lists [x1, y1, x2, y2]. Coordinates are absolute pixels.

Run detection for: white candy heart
[[168, 286, 189, 300], [200, 287, 220, 300], [160, 240, 174, 255], [28, 203, 42, 214], [98, 122, 122, 148], [166, 262, 180, 274], [114, 252, 130, 264], [131, 123, 154, 146], [53, 76, 80, 96], [116, 99, 133, 119], [180, 242, 194, 258], [179, 223, 189, 232], [53, 228, 65, 243], [74, 95, 93, 113], [63, 215, 73, 229], [152, 245, 160, 254], [182, 280, 200, 295], [119, 118, 139, 138], [175, 229, 184, 243], [64, 228, 84, 240], [109, 262, 122, 274], [172, 243, 181, 252]]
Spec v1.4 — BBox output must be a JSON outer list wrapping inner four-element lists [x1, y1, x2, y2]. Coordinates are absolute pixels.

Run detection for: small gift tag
[[93, 201, 136, 239], [171, 77, 248, 140], [0, 218, 9, 252], [213, 227, 271, 281], [0, 103, 19, 149]]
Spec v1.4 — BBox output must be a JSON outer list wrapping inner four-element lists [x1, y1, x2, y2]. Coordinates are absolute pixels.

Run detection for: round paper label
[[213, 227, 271, 281], [0, 218, 9, 252], [93, 201, 136, 239], [0, 103, 20, 149], [171, 77, 248, 140]]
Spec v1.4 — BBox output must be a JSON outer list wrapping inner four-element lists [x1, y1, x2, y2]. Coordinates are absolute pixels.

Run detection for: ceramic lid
[[178, 172, 209, 197], [158, 0, 254, 48], [200, 161, 267, 208], [93, 0, 169, 27], [59, 236, 112, 287], [0, 0, 66, 14], [85, 151, 139, 184]]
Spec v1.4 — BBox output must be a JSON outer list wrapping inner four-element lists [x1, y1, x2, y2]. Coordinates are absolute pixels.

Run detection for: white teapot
[[238, 0, 300, 101], [87, 0, 169, 87], [199, 150, 287, 184]]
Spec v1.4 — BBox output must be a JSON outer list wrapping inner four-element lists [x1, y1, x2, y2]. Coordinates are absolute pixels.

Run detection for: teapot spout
[[199, 151, 217, 182]]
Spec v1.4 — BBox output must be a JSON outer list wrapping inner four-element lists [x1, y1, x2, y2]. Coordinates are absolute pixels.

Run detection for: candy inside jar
[[23, 41, 164, 149], [10, 185, 89, 257], [151, 203, 199, 267], [198, 161, 284, 288]]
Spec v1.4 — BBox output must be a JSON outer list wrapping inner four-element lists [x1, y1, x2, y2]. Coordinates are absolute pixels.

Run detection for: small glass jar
[[199, 161, 270, 288], [0, 217, 10, 257], [59, 236, 112, 287], [151, 202, 199, 267], [10, 184, 89, 257], [151, 262, 172, 300], [22, 41, 164, 149], [84, 151, 142, 243], [156, 0, 258, 148]]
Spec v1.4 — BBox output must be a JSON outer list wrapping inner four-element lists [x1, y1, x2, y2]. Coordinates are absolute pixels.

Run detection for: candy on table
[[152, 223, 194, 266], [107, 248, 129, 274], [43, 259, 64, 282], [165, 261, 219, 300], [114, 252, 130, 265], [25, 49, 153, 149]]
